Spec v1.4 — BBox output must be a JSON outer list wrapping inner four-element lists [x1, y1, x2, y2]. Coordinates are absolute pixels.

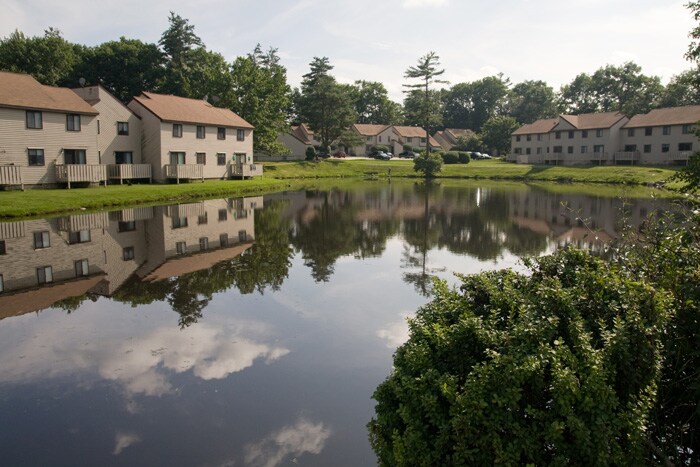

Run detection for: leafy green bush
[[372, 145, 390, 154], [369, 248, 670, 466], [458, 151, 470, 164], [441, 151, 460, 164], [413, 152, 443, 178], [305, 146, 316, 161]]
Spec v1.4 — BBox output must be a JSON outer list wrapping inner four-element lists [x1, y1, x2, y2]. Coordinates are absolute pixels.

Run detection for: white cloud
[[113, 432, 142, 455], [402, 0, 449, 8], [377, 314, 412, 348], [244, 418, 331, 467]]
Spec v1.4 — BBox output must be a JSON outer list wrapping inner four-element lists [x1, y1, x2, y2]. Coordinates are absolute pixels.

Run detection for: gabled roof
[[558, 111, 626, 130], [445, 128, 475, 141], [512, 118, 559, 135], [0, 71, 98, 115], [393, 125, 428, 138], [623, 105, 700, 128], [428, 136, 441, 149], [352, 123, 390, 136], [72, 84, 141, 118], [289, 124, 319, 145], [130, 91, 253, 129]]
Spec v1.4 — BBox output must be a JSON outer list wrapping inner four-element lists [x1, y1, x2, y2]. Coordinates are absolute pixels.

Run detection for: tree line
[[2, 12, 699, 155]]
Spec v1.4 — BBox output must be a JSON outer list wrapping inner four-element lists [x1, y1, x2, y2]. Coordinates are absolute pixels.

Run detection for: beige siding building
[[0, 71, 101, 187], [620, 106, 700, 165], [433, 128, 476, 151], [267, 124, 318, 161], [509, 119, 558, 163], [350, 124, 392, 155], [127, 92, 259, 182]]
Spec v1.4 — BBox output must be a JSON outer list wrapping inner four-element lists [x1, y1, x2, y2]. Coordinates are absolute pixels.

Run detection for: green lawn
[[0, 159, 683, 219]]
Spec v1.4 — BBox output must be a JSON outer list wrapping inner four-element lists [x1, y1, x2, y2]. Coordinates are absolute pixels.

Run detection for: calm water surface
[[0, 182, 668, 466]]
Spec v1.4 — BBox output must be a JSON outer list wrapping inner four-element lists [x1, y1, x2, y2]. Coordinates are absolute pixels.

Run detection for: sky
[[0, 0, 695, 102]]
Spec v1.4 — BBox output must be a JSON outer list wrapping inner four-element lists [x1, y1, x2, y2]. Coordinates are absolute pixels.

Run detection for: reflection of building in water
[[508, 191, 655, 249], [0, 197, 261, 319]]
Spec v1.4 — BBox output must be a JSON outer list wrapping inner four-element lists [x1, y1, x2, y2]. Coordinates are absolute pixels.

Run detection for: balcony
[[108, 164, 152, 184], [55, 164, 107, 188], [0, 165, 23, 189], [613, 151, 641, 164], [229, 163, 263, 179], [164, 164, 203, 183]]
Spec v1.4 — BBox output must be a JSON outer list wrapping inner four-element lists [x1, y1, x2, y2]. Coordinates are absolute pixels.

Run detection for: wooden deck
[[164, 164, 203, 183], [55, 164, 107, 188], [108, 164, 152, 184]]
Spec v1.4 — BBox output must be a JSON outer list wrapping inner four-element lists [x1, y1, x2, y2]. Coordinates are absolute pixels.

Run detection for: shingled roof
[[558, 112, 626, 130], [0, 71, 98, 115], [352, 123, 390, 136], [512, 118, 559, 136], [624, 105, 700, 128], [393, 125, 428, 138], [130, 91, 253, 129]]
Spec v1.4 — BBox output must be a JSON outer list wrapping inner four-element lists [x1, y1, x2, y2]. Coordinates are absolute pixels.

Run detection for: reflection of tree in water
[[113, 201, 294, 328]]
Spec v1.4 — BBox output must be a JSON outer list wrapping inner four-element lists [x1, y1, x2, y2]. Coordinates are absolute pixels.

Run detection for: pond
[[0, 181, 669, 466]]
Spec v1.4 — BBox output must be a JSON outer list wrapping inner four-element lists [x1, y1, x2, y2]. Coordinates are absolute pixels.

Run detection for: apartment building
[[432, 128, 476, 151], [269, 124, 319, 161]]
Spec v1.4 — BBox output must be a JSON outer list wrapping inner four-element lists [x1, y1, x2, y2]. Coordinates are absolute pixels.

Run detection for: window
[[75, 259, 89, 277], [627, 128, 635, 137], [28, 148, 44, 166], [118, 221, 136, 232], [553, 146, 562, 153], [679, 142, 693, 151], [217, 127, 226, 140], [217, 153, 226, 165], [567, 146, 574, 154], [235, 152, 247, 163], [0, 274, 3, 293], [514, 148, 522, 155], [66, 114, 81, 132], [199, 237, 209, 251], [115, 151, 133, 164], [68, 230, 90, 244], [537, 134, 542, 141], [516, 135, 521, 142], [220, 233, 229, 247], [176, 241, 187, 255], [555, 131, 561, 139], [196, 152, 206, 165], [34, 231, 50, 249], [662, 126, 671, 136], [536, 147, 542, 154], [170, 152, 185, 165], [97, 120, 100, 134], [645, 127, 652, 136], [198, 212, 208, 225], [173, 123, 183, 137], [526, 135, 531, 142], [117, 122, 129, 135], [525, 148, 531, 155], [682, 124, 693, 134], [407, 137, 413, 144], [197, 125, 205, 139], [123, 246, 135, 260], [582, 130, 588, 138], [239, 230, 248, 242], [64, 149, 86, 164], [624, 144, 637, 152], [420, 137, 426, 144], [581, 146, 588, 153], [37, 266, 53, 284], [593, 145, 605, 153], [596, 129, 603, 137], [218, 209, 228, 221], [0, 240, 5, 255], [568, 131, 574, 139], [644, 144, 652, 153], [236, 129, 245, 141], [172, 216, 188, 229], [26, 111, 42, 129], [378, 136, 383, 143], [662, 144, 670, 153]]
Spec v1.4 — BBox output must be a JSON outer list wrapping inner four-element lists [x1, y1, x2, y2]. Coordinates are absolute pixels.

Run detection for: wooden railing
[[55, 164, 107, 188], [0, 221, 25, 239], [613, 151, 641, 163], [164, 164, 203, 183], [57, 212, 109, 231], [109, 207, 154, 222], [229, 163, 263, 178], [108, 164, 152, 183], [0, 165, 23, 189]]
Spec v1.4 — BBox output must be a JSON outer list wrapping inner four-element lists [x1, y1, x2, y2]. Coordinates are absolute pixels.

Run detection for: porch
[[229, 162, 263, 179], [0, 165, 23, 190], [613, 151, 641, 164], [108, 164, 152, 184], [55, 164, 107, 189], [164, 164, 203, 183]]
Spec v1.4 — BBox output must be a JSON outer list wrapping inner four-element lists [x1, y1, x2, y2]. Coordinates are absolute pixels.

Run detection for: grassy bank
[[263, 158, 680, 185], [0, 159, 681, 219]]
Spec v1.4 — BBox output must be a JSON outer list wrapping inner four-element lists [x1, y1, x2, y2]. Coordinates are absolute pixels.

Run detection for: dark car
[[374, 151, 391, 160], [399, 150, 418, 158]]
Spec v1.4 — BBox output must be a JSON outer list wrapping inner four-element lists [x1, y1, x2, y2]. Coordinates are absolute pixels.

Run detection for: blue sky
[[1, 0, 694, 101]]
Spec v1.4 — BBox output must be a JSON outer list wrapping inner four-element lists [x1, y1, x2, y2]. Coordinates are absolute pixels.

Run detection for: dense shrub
[[371, 145, 390, 154], [458, 151, 470, 164], [369, 248, 671, 466], [305, 146, 316, 161], [413, 152, 443, 178], [441, 151, 460, 164]]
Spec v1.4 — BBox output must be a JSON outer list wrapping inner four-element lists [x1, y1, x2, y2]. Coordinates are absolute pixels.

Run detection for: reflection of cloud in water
[[377, 314, 412, 348], [244, 418, 331, 467], [113, 431, 141, 455], [0, 321, 289, 399]]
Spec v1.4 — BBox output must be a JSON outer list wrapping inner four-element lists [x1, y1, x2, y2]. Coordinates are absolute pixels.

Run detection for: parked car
[[374, 151, 391, 160], [333, 151, 347, 158], [470, 152, 483, 159], [399, 150, 418, 158], [480, 153, 492, 159]]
